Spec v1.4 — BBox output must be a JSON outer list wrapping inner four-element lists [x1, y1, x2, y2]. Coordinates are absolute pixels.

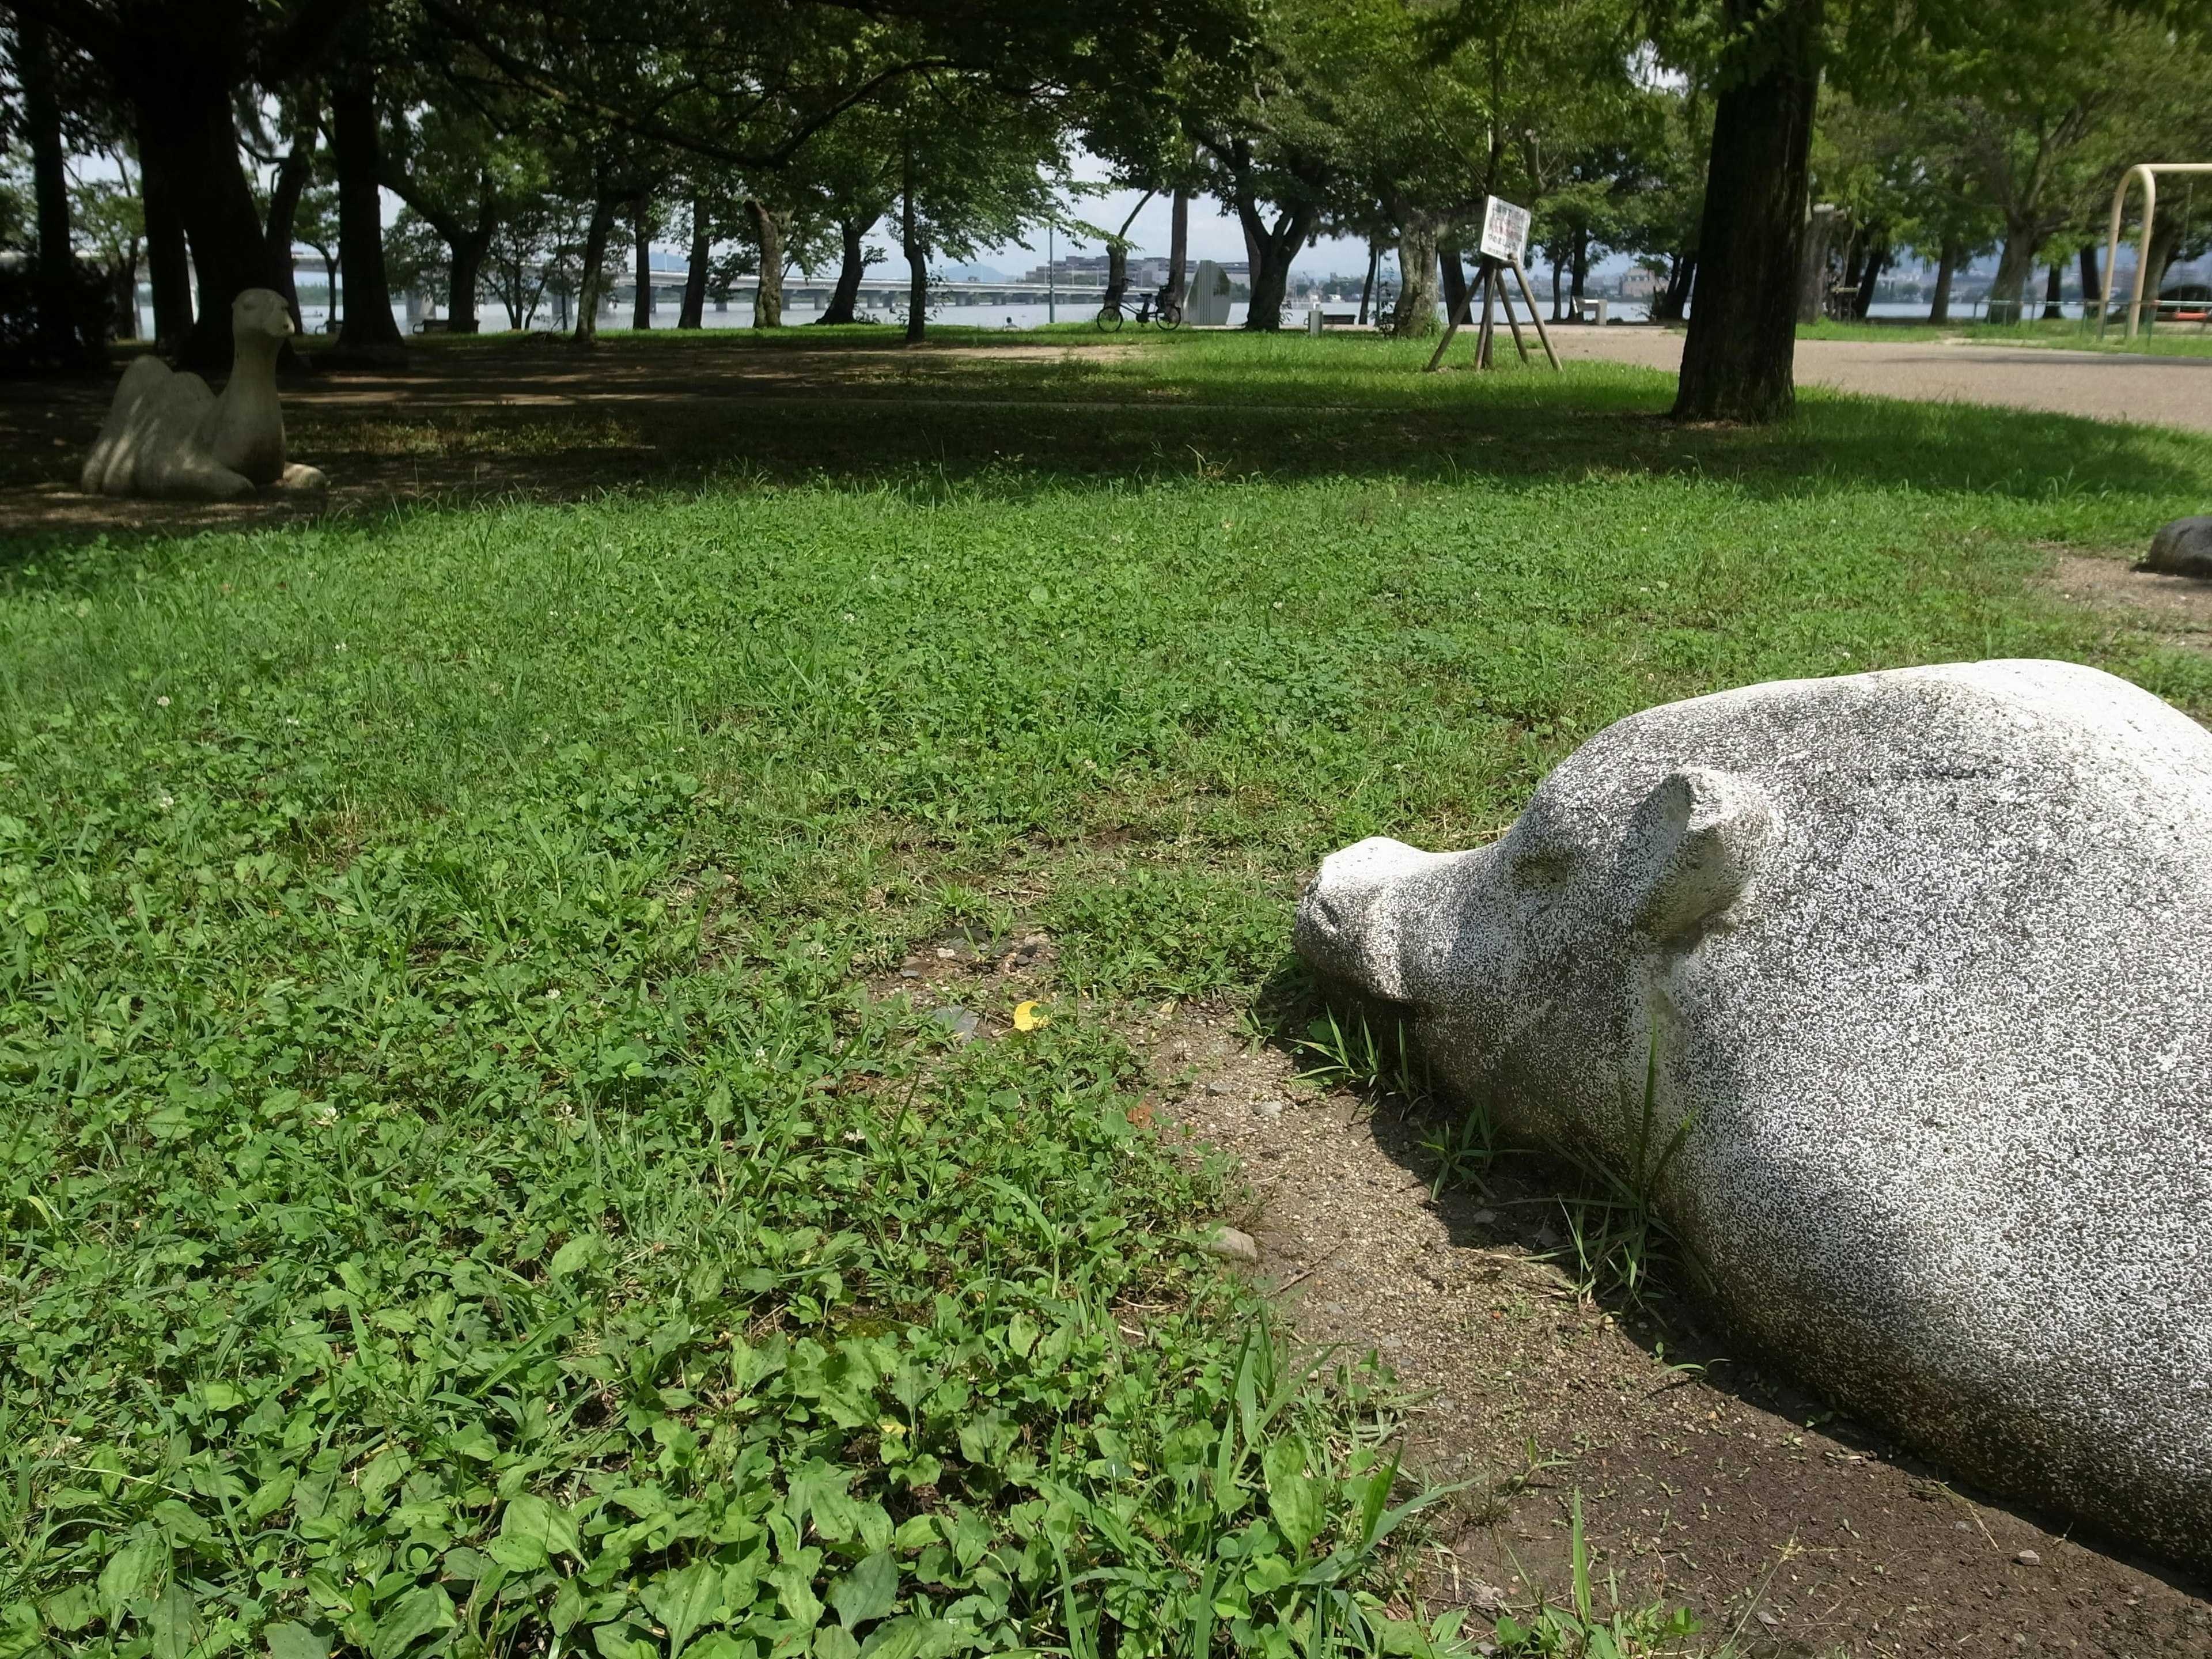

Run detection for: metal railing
[[2099, 162, 2212, 339]]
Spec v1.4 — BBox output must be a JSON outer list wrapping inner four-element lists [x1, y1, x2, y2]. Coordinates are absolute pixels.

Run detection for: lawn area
[[4, 329, 2210, 1659], [1799, 314, 2212, 357]]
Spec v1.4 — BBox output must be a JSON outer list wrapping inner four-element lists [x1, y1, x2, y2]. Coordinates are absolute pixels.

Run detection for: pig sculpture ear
[[1623, 767, 1774, 942]]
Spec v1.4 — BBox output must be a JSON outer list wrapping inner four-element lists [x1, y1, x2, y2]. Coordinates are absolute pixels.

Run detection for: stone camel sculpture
[[81, 289, 328, 501], [1297, 660, 2212, 1573]]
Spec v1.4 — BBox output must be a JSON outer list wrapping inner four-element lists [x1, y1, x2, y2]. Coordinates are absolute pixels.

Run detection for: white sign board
[[1479, 196, 1531, 264]]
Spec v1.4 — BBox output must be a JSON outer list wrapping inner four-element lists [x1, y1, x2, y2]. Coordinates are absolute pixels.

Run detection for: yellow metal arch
[[2100, 162, 2212, 338]]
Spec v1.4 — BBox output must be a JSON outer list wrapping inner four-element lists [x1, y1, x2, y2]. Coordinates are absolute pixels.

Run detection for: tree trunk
[[105, 240, 139, 339], [1852, 239, 1884, 319], [1391, 211, 1442, 337], [631, 199, 654, 329], [1657, 250, 1695, 321], [1988, 229, 2039, 324], [1930, 235, 1958, 322], [1551, 250, 1565, 321], [822, 215, 872, 324], [1100, 190, 1153, 320], [2041, 259, 2065, 322], [744, 199, 785, 327], [1232, 194, 1312, 332], [1673, 0, 1823, 422], [1358, 237, 1378, 324], [679, 199, 710, 328], [2079, 243, 2102, 320], [2143, 215, 2185, 324], [1438, 238, 1469, 327], [1167, 189, 1189, 313], [573, 194, 618, 342], [448, 209, 492, 334], [1571, 229, 1590, 308], [902, 158, 927, 345], [264, 126, 316, 332], [1797, 204, 1841, 323], [17, 18, 86, 365], [332, 71, 403, 350], [140, 123, 194, 351], [153, 77, 272, 370]]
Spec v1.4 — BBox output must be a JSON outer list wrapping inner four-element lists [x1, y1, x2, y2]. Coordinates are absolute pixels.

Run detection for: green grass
[[1798, 313, 2212, 357], [5, 331, 2212, 1659]]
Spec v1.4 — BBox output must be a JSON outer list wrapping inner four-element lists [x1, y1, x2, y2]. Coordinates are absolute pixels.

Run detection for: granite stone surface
[[1297, 659, 2212, 1570], [2146, 514, 2212, 579]]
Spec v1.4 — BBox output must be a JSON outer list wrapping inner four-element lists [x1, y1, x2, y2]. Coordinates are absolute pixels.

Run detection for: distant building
[[1018, 256, 1248, 287]]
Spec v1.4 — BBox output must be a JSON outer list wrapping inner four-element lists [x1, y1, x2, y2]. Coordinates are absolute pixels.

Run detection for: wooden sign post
[[1425, 195, 1560, 374]]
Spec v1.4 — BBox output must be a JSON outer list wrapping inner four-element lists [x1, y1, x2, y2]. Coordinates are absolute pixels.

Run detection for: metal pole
[[2100, 164, 2212, 340]]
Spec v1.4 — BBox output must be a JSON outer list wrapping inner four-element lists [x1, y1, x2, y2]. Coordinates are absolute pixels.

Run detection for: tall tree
[[885, 69, 1065, 344], [12, 16, 87, 363], [14, 0, 358, 366], [1670, 0, 1823, 421]]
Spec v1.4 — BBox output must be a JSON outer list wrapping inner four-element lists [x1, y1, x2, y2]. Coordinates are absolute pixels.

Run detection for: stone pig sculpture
[[82, 288, 327, 501], [1296, 659, 2212, 1570]]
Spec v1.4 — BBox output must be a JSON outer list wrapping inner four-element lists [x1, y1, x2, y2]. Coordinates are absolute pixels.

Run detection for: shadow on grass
[[2, 331, 2208, 556]]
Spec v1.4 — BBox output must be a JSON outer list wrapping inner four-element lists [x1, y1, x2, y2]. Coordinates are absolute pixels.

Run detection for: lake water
[[166, 294, 2115, 339]]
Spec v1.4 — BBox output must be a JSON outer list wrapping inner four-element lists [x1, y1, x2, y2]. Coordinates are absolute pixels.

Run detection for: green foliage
[[0, 735, 1429, 1656], [1491, 1495, 1700, 1657], [1549, 1029, 1696, 1309], [1045, 870, 1287, 1000], [1, 334, 2210, 1656]]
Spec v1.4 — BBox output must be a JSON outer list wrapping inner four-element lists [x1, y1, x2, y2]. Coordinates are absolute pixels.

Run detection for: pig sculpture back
[[1296, 660, 2212, 1570]]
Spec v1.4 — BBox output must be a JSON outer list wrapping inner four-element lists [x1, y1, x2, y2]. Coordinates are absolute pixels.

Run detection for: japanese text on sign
[[1479, 196, 1531, 264]]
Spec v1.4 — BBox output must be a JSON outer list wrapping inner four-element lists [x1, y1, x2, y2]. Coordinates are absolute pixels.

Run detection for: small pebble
[[899, 968, 921, 978], [1203, 1226, 1259, 1263], [929, 1006, 979, 1039], [1251, 1098, 1283, 1118], [1205, 1082, 1226, 1096], [1471, 1209, 1498, 1225], [2014, 1549, 2041, 1566]]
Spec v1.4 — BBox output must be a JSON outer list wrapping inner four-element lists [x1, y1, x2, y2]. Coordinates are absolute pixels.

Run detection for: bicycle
[[1095, 283, 1184, 332]]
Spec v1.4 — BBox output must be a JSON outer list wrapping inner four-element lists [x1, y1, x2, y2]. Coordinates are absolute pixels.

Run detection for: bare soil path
[[887, 927, 2211, 1655], [1140, 1010, 2210, 1657], [1548, 329, 2212, 434]]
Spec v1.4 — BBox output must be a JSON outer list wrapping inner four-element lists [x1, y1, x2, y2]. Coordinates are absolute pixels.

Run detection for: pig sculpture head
[[1296, 659, 2212, 1572]]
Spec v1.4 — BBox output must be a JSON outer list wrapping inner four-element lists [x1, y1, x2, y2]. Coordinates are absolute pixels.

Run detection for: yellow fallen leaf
[[1013, 1001, 1048, 1032]]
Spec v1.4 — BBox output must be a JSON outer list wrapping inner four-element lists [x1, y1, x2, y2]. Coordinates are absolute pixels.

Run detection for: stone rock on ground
[[2144, 516, 2212, 579], [1296, 658, 2212, 1573]]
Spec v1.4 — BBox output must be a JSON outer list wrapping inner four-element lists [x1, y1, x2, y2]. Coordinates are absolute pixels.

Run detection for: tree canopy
[[3, 0, 2210, 403]]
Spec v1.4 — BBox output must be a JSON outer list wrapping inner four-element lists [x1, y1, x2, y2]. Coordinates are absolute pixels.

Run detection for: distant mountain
[[938, 262, 1012, 283]]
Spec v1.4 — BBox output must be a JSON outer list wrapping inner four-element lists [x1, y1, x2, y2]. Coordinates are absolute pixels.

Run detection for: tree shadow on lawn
[[0, 335, 2206, 549]]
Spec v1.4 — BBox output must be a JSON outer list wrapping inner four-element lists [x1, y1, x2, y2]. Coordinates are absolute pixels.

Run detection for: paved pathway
[[1550, 328, 2212, 433]]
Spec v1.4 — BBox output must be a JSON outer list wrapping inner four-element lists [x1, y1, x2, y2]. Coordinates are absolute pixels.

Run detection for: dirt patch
[[1128, 1003, 2207, 1655], [2044, 551, 2212, 649], [847, 921, 2212, 1652]]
